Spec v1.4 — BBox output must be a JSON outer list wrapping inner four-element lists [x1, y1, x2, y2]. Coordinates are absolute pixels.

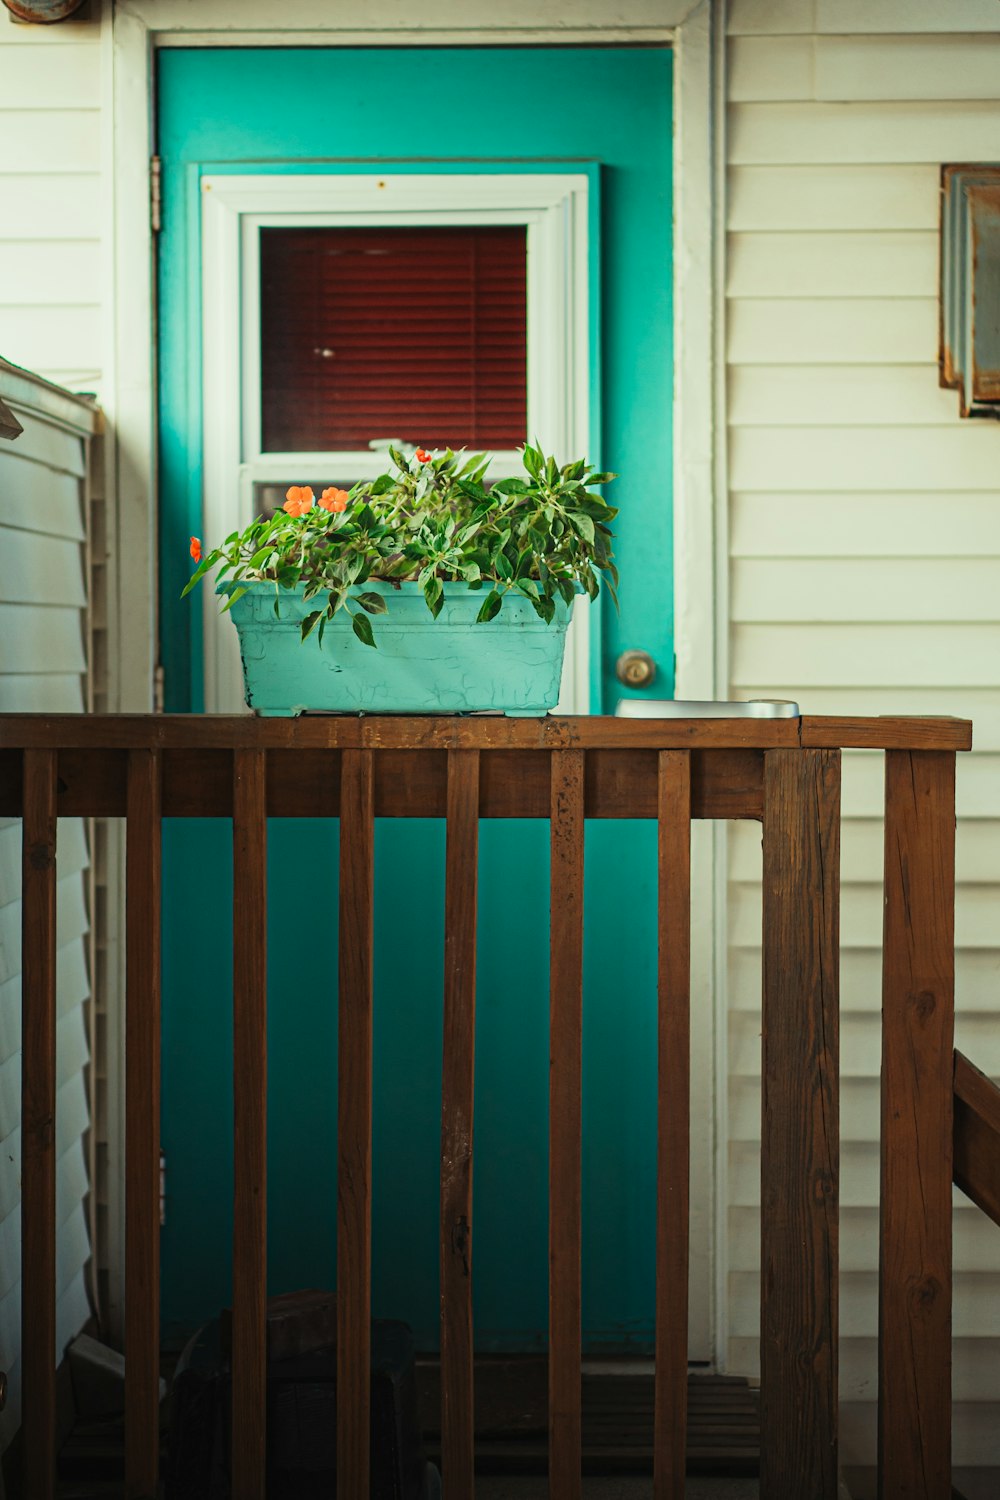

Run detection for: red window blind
[[259, 225, 528, 453]]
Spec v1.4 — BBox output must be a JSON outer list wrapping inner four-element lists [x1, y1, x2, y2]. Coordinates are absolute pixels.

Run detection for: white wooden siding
[[0, 368, 97, 1449], [0, 7, 103, 390], [725, 2, 1000, 1468]]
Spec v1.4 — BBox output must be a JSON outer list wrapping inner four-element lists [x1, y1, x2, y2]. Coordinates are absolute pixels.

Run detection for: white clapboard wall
[[726, 0, 1000, 1468], [0, 7, 103, 392], [0, 360, 99, 1447]]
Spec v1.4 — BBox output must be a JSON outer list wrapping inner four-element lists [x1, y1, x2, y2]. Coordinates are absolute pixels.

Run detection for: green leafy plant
[[184, 443, 617, 649]]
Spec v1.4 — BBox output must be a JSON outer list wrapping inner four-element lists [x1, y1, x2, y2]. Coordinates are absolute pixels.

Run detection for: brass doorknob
[[616, 649, 657, 689]]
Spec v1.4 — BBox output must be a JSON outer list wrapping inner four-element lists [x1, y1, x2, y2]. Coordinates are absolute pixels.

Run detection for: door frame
[[103, 0, 727, 1366]]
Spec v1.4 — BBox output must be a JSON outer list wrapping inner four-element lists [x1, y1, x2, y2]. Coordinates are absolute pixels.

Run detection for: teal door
[[157, 46, 679, 1354]]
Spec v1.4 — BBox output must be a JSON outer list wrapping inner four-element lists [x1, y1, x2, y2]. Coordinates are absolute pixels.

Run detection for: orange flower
[[283, 485, 314, 517], [319, 486, 350, 513], [415, 447, 432, 463], [190, 536, 202, 562]]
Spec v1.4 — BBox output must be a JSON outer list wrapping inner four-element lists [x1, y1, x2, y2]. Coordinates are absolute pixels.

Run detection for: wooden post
[[760, 748, 840, 1500], [878, 751, 955, 1500], [338, 747, 376, 1498], [654, 750, 692, 1500], [440, 749, 480, 1499], [232, 748, 268, 1498], [21, 748, 58, 1500], [549, 749, 585, 1500], [125, 749, 162, 1499]]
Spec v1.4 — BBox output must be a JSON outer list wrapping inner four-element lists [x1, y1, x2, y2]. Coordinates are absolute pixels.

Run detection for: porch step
[[416, 1363, 759, 1475]]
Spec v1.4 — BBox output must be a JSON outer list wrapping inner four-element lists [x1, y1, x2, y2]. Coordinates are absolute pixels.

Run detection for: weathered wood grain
[[953, 1050, 1000, 1229], [440, 749, 480, 1499], [760, 748, 841, 1500], [800, 715, 971, 752], [549, 749, 585, 1500], [655, 751, 692, 1500], [338, 748, 376, 1499], [125, 749, 162, 1500], [879, 750, 956, 1500], [231, 748, 268, 1499], [21, 748, 58, 1500]]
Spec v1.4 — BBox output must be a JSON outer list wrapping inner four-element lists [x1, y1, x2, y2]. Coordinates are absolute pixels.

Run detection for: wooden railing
[[0, 711, 975, 1500]]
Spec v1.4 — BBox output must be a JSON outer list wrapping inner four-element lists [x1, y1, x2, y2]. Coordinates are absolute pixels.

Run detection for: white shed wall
[[725, 0, 1000, 1468], [0, 371, 99, 1447]]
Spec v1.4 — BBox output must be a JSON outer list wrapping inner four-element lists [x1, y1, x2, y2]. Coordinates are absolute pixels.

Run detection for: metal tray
[[615, 698, 800, 719]]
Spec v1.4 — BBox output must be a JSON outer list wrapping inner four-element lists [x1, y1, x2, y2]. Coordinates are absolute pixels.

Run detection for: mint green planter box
[[226, 580, 574, 717]]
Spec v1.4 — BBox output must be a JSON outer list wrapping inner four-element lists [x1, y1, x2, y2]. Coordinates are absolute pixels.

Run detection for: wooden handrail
[[954, 1050, 1000, 1228], [4, 713, 969, 1500]]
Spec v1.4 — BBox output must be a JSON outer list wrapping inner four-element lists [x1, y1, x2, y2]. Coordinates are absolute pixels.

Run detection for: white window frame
[[201, 171, 592, 715]]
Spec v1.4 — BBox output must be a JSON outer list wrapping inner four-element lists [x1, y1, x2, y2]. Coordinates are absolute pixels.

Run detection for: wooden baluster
[[654, 751, 692, 1500], [440, 749, 480, 1499], [338, 747, 376, 1498], [125, 749, 162, 1499], [878, 750, 955, 1500], [21, 748, 58, 1500], [760, 748, 841, 1500], [549, 749, 584, 1500], [232, 748, 268, 1499]]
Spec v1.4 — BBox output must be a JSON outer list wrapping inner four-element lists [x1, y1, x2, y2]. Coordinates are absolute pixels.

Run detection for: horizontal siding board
[[0, 1006, 90, 1140], [0, 411, 87, 478], [0, 1137, 89, 1296], [0, 242, 101, 305], [727, 298, 936, 364], [0, 176, 101, 242], [0, 305, 102, 380], [729, 365, 960, 426], [732, 1007, 1000, 1078], [0, 112, 100, 175], [0, 937, 91, 1069], [730, 948, 1000, 1016], [0, 870, 88, 987], [0, 530, 86, 609], [0, 675, 84, 712], [727, 0, 818, 35], [731, 559, 1000, 623], [731, 815, 1000, 884], [727, 1335, 1000, 1403], [0, 1194, 89, 1314], [816, 34, 1000, 102], [732, 623, 1000, 687], [729, 426, 1000, 490], [730, 879, 998, 950], [730, 1269, 1000, 1339], [727, 164, 939, 230], [729, 1204, 1000, 1275], [729, 35, 814, 101], [729, 100, 1000, 165], [0, 462, 85, 538], [731, 494, 1000, 557], [815, 0, 1000, 37], [0, 815, 88, 907], [727, 231, 937, 298], [0, 603, 85, 675], [0, 1204, 90, 1349], [0, 45, 99, 110]]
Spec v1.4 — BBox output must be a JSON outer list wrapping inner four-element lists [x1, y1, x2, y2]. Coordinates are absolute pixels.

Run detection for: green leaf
[[494, 549, 512, 581], [179, 554, 217, 598], [351, 611, 377, 648], [457, 478, 489, 502], [355, 591, 389, 615], [300, 610, 323, 641], [491, 478, 528, 495], [370, 473, 396, 495], [571, 513, 595, 544], [249, 544, 274, 571], [476, 589, 503, 624], [219, 586, 249, 613], [423, 575, 444, 618]]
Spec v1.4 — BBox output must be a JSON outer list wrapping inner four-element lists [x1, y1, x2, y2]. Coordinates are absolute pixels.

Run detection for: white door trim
[[201, 170, 591, 715], [107, 1, 725, 1365]]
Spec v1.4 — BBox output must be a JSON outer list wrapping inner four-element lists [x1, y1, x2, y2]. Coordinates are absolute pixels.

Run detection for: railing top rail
[[0, 713, 973, 752]]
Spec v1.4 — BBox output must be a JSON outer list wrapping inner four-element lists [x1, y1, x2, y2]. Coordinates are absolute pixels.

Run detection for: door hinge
[[150, 155, 162, 234]]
